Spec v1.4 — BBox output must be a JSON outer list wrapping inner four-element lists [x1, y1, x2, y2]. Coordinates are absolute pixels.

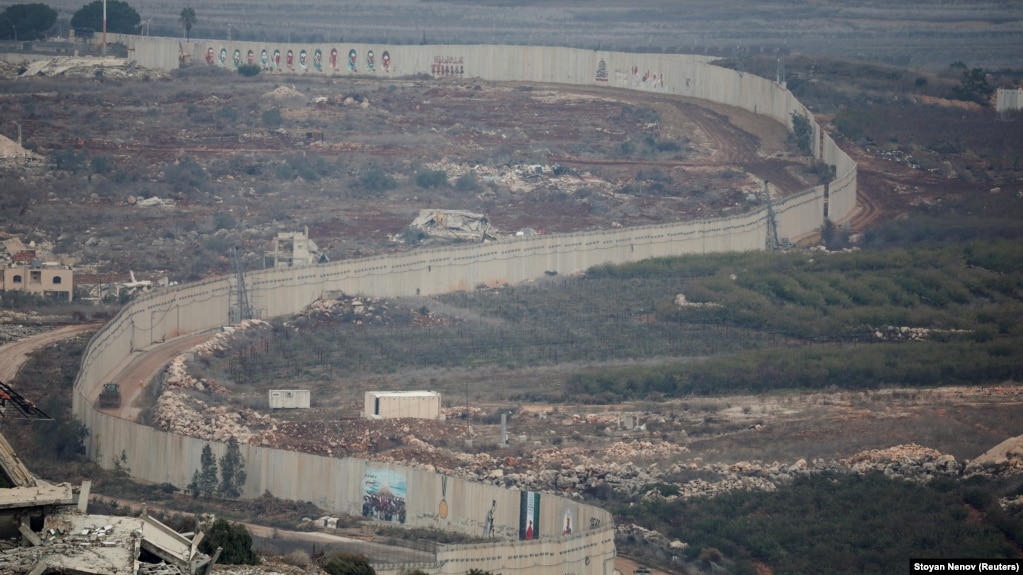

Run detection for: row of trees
[[0, 1, 196, 40], [186, 437, 247, 498]]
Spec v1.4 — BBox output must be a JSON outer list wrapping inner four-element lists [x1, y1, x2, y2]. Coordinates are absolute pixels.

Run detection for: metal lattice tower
[[231, 247, 253, 322], [764, 180, 781, 251]]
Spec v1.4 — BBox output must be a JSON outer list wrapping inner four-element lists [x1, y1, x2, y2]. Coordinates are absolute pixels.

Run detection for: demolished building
[[408, 210, 497, 242], [0, 432, 219, 575]]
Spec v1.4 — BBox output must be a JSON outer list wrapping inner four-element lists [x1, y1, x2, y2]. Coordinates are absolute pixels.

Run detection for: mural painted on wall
[[314, 49, 323, 71], [595, 59, 608, 82], [330, 48, 338, 71], [273, 49, 281, 71], [205, 47, 214, 65], [562, 508, 574, 536], [286, 49, 294, 71], [519, 491, 540, 540], [382, 51, 391, 73], [432, 55, 464, 77], [438, 475, 449, 520], [482, 499, 497, 538], [348, 48, 358, 72], [362, 468, 407, 523], [218, 47, 227, 67], [299, 49, 308, 70], [366, 49, 375, 72], [246, 49, 255, 66], [260, 48, 269, 70], [615, 65, 665, 90], [232, 49, 241, 68]]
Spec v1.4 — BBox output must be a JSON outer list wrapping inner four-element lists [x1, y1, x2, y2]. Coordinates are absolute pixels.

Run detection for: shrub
[[198, 519, 257, 565], [262, 108, 282, 128], [358, 165, 397, 195], [319, 551, 375, 575], [455, 171, 480, 192], [90, 154, 114, 174], [237, 64, 261, 77], [415, 168, 448, 189]]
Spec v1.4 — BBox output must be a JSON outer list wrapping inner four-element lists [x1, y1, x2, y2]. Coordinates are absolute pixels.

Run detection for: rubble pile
[[162, 355, 228, 393], [193, 319, 270, 356], [964, 434, 1023, 476], [18, 57, 158, 79], [295, 295, 394, 326], [262, 85, 305, 100], [153, 392, 276, 445], [840, 443, 960, 481], [873, 325, 932, 341]]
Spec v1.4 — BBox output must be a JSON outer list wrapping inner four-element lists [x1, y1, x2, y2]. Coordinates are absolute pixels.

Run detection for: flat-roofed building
[[365, 390, 442, 420]]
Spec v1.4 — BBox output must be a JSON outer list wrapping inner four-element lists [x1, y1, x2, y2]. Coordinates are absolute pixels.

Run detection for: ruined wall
[[73, 38, 858, 575]]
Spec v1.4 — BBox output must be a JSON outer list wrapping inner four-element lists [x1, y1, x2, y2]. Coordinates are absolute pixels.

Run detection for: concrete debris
[[409, 209, 497, 242], [19, 56, 157, 79], [0, 494, 215, 575], [132, 196, 176, 208]]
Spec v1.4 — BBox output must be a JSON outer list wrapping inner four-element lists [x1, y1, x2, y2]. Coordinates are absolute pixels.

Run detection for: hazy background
[[46, 0, 1023, 69]]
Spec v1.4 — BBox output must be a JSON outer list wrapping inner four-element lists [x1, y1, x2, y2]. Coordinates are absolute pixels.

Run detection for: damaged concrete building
[[0, 433, 219, 575], [408, 210, 497, 242], [264, 227, 327, 268]]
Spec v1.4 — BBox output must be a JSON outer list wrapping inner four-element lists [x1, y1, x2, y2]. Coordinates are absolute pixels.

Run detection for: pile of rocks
[[163, 355, 228, 393], [840, 443, 960, 481], [193, 319, 269, 356], [294, 295, 392, 326], [152, 392, 276, 445], [964, 434, 1023, 476], [873, 325, 932, 341]]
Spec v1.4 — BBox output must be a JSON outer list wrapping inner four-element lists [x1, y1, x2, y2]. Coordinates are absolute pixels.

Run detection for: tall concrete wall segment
[[74, 39, 858, 575]]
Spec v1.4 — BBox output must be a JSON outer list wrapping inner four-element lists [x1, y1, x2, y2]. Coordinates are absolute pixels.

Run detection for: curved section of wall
[[77, 39, 857, 575]]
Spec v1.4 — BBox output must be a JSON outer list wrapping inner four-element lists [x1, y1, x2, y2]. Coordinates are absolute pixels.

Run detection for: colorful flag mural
[[519, 491, 540, 540]]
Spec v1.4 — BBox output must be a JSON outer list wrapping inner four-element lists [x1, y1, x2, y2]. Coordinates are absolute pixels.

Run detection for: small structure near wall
[[264, 227, 327, 268], [365, 391, 442, 420], [269, 389, 311, 409]]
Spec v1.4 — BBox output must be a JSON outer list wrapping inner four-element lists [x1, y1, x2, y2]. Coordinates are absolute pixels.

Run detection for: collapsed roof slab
[[0, 483, 73, 510]]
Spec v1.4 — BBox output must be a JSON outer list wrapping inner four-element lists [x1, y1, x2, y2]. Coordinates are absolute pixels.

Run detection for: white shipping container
[[269, 389, 311, 409]]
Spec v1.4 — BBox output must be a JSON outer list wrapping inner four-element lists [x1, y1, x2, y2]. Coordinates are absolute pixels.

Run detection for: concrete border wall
[[74, 38, 858, 575]]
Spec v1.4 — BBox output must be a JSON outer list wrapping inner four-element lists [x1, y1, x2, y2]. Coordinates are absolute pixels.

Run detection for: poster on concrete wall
[[519, 491, 540, 540], [361, 468, 407, 523]]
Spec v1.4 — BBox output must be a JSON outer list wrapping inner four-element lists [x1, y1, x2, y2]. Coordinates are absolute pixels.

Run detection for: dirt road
[[89, 331, 215, 420], [0, 324, 97, 383]]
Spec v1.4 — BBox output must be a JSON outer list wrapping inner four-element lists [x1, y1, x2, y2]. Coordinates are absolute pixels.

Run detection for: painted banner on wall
[[362, 468, 407, 523], [519, 490, 540, 540]]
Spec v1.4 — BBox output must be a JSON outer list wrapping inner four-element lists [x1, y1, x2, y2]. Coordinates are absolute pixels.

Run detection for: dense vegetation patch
[[615, 473, 1023, 575]]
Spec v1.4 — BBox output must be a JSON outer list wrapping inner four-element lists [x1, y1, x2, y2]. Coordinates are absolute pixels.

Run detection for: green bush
[[415, 168, 448, 189], [237, 64, 261, 77], [199, 519, 257, 565], [455, 172, 480, 192], [262, 108, 282, 128], [358, 164, 397, 195], [319, 551, 375, 575]]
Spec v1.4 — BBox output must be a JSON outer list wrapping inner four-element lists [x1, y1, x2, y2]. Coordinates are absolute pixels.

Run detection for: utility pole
[[101, 0, 107, 56]]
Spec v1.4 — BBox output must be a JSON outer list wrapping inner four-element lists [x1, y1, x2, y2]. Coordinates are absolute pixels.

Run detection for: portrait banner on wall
[[260, 48, 269, 69], [562, 508, 574, 536], [348, 48, 357, 72], [273, 49, 281, 70], [482, 499, 496, 538], [519, 491, 540, 540], [361, 468, 407, 524], [232, 49, 241, 68]]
